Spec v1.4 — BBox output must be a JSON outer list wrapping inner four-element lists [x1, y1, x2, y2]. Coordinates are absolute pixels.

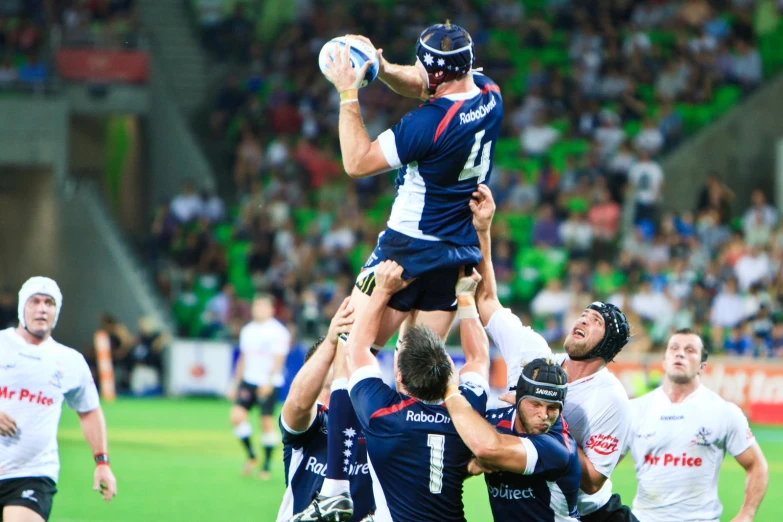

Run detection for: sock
[[261, 432, 277, 473], [321, 378, 357, 497], [233, 421, 255, 460]]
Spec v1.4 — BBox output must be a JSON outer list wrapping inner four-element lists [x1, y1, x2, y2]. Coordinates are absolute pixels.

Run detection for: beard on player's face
[[517, 399, 558, 436], [563, 310, 605, 358]]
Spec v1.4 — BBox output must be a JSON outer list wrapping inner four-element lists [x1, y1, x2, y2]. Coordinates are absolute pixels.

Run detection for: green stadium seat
[[293, 208, 319, 234], [623, 119, 642, 138], [213, 223, 234, 245], [549, 139, 590, 157], [228, 241, 251, 265]]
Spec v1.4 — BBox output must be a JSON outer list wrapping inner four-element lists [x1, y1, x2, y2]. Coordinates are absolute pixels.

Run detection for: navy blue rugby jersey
[[484, 406, 581, 521], [276, 405, 374, 521], [377, 73, 503, 247], [349, 366, 489, 522]]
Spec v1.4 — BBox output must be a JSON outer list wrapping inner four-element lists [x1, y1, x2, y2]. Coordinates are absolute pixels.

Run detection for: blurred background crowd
[[145, 0, 783, 361], [1, 0, 783, 395]]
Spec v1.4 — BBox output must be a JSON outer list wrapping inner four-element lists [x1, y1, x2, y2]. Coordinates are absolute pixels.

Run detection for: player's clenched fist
[[0, 412, 17, 436], [373, 261, 415, 296], [469, 184, 495, 233]]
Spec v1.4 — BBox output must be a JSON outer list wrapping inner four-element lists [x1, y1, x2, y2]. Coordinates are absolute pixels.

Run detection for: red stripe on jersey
[[497, 419, 513, 430], [370, 397, 418, 419], [481, 84, 501, 93], [561, 417, 571, 452], [433, 100, 466, 143]]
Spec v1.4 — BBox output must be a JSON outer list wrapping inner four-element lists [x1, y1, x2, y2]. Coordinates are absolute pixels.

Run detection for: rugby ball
[[318, 36, 379, 88]]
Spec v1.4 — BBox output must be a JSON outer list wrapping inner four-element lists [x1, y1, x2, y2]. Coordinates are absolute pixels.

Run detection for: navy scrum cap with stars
[[415, 22, 475, 93]]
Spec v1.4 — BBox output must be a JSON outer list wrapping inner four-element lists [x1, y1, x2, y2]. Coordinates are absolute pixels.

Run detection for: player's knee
[[3, 505, 46, 522], [230, 406, 247, 425]]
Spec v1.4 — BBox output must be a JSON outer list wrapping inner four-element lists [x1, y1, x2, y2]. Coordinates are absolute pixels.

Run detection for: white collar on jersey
[[441, 86, 480, 101]]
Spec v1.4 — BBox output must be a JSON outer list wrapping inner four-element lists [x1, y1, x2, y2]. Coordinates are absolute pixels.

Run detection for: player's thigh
[[348, 285, 409, 347], [258, 389, 277, 431], [410, 310, 456, 341], [3, 506, 46, 522], [229, 404, 249, 425]]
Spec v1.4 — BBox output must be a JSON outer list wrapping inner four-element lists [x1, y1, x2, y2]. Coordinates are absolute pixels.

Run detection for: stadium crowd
[[150, 0, 783, 359], [0, 0, 139, 89]]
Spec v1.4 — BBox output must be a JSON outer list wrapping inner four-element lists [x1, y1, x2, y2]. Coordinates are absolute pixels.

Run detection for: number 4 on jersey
[[458, 130, 492, 183]]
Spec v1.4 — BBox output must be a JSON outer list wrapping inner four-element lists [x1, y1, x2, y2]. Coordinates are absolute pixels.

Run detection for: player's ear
[[395, 369, 403, 386], [698, 361, 707, 375]]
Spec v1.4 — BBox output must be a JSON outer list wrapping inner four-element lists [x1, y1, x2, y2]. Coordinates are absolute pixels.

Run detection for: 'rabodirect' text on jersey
[[378, 73, 503, 247], [628, 385, 755, 522], [0, 328, 100, 482], [485, 407, 581, 522], [349, 366, 489, 522], [276, 405, 374, 522]]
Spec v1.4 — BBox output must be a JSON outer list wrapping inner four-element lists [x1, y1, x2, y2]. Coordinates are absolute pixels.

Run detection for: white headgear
[[18, 277, 63, 330]]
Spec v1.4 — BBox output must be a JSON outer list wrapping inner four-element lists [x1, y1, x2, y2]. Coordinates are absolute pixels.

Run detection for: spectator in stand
[[732, 38, 763, 90], [532, 204, 561, 247], [735, 245, 772, 292], [628, 148, 664, 226], [743, 189, 778, 230], [531, 278, 571, 319], [521, 111, 560, 157], [170, 181, 204, 223], [559, 211, 593, 259], [711, 278, 747, 328], [634, 117, 664, 155]]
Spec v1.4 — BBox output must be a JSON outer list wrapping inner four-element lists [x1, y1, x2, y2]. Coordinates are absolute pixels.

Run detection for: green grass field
[[51, 398, 781, 522]]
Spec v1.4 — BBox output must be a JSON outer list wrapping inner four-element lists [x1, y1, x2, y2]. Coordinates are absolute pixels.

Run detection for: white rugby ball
[[318, 36, 379, 88]]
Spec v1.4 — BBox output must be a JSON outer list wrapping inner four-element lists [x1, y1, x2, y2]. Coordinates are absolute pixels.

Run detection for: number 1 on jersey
[[458, 130, 492, 184], [427, 433, 445, 494]]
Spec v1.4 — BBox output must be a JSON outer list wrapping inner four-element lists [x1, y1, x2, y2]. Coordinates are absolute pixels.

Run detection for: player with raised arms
[[297, 260, 489, 522], [626, 328, 768, 522], [443, 357, 581, 521], [323, 21, 503, 346], [0, 277, 116, 522], [309, 20, 503, 519], [277, 298, 375, 522], [470, 184, 637, 522]]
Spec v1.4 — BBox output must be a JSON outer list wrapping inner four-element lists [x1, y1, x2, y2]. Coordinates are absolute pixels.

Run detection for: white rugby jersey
[[552, 353, 632, 515], [484, 308, 553, 389], [486, 310, 632, 516], [0, 328, 100, 482], [628, 385, 755, 522], [239, 319, 291, 386]]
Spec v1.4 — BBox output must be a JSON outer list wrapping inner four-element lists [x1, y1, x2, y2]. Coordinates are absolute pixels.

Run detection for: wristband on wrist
[[339, 89, 358, 101], [94, 453, 110, 466], [457, 305, 479, 320], [444, 393, 461, 403]]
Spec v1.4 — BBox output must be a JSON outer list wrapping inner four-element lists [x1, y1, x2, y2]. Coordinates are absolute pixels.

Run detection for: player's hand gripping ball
[[318, 36, 379, 89]]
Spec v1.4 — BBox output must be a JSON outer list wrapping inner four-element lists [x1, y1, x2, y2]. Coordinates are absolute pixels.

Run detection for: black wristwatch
[[94, 453, 110, 466]]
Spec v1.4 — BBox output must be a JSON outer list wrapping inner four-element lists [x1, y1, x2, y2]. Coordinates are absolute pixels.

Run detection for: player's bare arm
[[346, 261, 414, 374], [442, 389, 530, 474], [77, 407, 117, 502], [576, 446, 609, 495], [346, 34, 429, 100], [281, 298, 354, 432], [322, 39, 391, 178], [259, 352, 288, 399], [455, 268, 490, 379], [470, 184, 503, 325], [731, 443, 769, 522]]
